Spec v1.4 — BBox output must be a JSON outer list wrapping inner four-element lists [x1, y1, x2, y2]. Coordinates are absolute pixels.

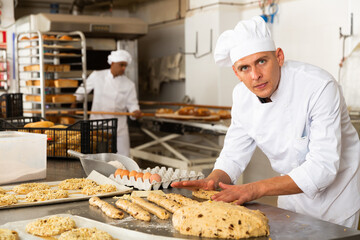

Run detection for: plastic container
[[0, 131, 47, 185], [0, 93, 23, 118]]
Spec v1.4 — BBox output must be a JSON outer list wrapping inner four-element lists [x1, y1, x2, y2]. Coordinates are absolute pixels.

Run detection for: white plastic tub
[[0, 131, 47, 185]]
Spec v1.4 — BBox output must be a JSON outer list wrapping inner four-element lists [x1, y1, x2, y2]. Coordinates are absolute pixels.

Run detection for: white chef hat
[[214, 16, 276, 67], [107, 49, 132, 65]]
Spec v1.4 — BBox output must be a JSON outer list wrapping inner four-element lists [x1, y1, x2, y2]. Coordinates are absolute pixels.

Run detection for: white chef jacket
[[75, 69, 139, 156], [214, 61, 360, 226]]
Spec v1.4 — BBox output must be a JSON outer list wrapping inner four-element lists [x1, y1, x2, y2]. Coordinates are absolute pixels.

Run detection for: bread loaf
[[178, 107, 195, 115], [59, 35, 73, 41], [26, 80, 55, 87], [54, 79, 78, 88], [52, 95, 76, 103], [24, 121, 55, 128], [25, 95, 54, 102], [156, 108, 174, 114], [194, 108, 211, 117], [217, 110, 231, 119], [172, 201, 270, 239]]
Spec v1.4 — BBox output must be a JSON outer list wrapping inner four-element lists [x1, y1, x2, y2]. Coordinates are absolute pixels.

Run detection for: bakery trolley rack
[[15, 30, 88, 119]]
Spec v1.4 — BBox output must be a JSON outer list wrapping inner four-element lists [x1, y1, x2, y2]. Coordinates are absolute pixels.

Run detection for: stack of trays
[[109, 166, 205, 191]]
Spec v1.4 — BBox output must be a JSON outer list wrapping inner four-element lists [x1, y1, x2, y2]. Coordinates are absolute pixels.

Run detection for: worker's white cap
[[214, 16, 276, 67], [107, 49, 132, 65]]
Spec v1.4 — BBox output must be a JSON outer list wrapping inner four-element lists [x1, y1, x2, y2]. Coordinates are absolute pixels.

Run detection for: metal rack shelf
[[16, 31, 88, 119]]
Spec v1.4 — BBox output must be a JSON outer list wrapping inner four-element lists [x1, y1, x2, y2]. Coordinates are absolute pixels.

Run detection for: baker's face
[[232, 48, 284, 98], [111, 61, 127, 77]]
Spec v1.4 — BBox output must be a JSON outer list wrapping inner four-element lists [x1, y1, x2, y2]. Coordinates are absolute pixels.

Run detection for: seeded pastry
[[89, 196, 124, 219], [13, 183, 50, 194], [147, 192, 182, 213], [131, 196, 170, 220], [192, 189, 219, 200], [115, 198, 151, 221], [58, 227, 113, 240], [81, 184, 117, 195], [0, 194, 18, 206], [0, 229, 19, 240], [58, 178, 98, 190], [26, 216, 76, 237], [25, 189, 69, 202], [172, 201, 270, 239]]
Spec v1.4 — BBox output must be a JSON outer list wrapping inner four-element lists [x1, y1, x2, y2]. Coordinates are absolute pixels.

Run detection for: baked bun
[[194, 108, 211, 117], [29, 36, 38, 40], [178, 107, 195, 115], [156, 108, 174, 114], [20, 36, 29, 41], [43, 35, 56, 40], [59, 35, 73, 41], [217, 110, 231, 119]]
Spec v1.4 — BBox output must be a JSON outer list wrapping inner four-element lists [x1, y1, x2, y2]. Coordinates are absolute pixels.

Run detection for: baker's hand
[[212, 182, 260, 205], [171, 169, 231, 191], [132, 110, 142, 119], [170, 178, 217, 191]]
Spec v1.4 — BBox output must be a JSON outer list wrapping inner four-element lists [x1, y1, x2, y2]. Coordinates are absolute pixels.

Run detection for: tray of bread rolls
[[155, 107, 231, 121], [109, 166, 204, 191]]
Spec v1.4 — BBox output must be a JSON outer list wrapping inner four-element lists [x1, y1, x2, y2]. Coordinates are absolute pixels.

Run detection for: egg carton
[[109, 166, 205, 191]]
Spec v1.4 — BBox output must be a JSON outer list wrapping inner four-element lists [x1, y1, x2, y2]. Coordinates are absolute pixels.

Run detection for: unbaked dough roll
[[147, 192, 181, 213], [172, 201, 270, 239], [131, 196, 170, 220], [165, 193, 199, 206], [89, 197, 124, 219], [115, 199, 151, 222]]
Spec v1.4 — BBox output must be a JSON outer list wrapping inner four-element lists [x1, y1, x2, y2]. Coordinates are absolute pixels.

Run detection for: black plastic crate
[[0, 117, 117, 158], [0, 93, 23, 118]]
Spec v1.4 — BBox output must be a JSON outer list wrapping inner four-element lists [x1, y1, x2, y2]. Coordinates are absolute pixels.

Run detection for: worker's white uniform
[[75, 69, 139, 156], [214, 61, 360, 227]]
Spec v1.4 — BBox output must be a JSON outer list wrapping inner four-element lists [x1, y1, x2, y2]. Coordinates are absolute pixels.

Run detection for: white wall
[[185, 0, 358, 106], [132, 0, 186, 102]]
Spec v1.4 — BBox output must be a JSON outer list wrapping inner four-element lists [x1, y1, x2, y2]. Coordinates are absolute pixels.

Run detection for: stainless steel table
[[1, 187, 360, 240]]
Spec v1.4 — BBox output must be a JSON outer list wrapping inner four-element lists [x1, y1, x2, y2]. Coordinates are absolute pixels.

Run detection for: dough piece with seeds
[[192, 189, 219, 200], [131, 196, 170, 220], [81, 184, 116, 195], [147, 192, 181, 213], [115, 198, 151, 221], [26, 216, 76, 237], [0, 194, 17, 206], [172, 201, 270, 239], [89, 196, 124, 219], [165, 193, 199, 206], [0, 187, 6, 194], [58, 178, 98, 190], [13, 183, 50, 194], [58, 227, 113, 240], [0, 229, 19, 240], [25, 189, 69, 202]]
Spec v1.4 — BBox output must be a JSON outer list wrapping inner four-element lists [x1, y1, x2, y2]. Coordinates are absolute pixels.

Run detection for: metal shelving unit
[[15, 31, 88, 119], [0, 48, 8, 91]]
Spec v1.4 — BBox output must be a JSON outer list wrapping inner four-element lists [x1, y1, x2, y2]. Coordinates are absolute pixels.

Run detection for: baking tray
[[0, 213, 185, 240], [0, 171, 132, 210]]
